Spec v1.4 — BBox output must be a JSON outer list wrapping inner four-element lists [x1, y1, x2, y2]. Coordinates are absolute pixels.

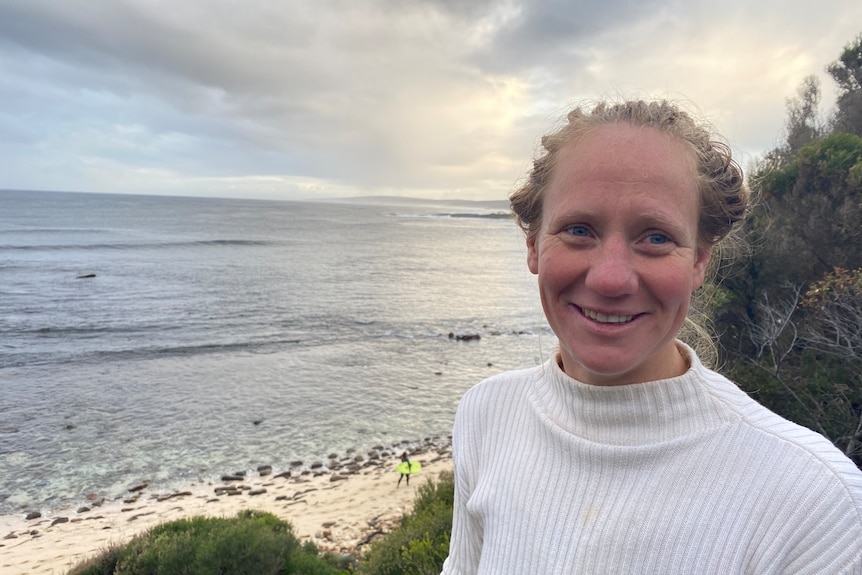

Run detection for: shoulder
[[697, 362, 862, 508], [452, 363, 545, 448], [457, 363, 543, 414]]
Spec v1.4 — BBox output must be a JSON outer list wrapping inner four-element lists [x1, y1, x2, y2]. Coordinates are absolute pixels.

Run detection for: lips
[[580, 307, 635, 324]]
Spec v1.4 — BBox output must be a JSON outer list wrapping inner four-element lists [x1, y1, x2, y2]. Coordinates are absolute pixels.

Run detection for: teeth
[[582, 308, 633, 324]]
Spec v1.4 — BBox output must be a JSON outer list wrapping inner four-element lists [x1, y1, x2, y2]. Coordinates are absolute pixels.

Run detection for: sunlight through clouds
[[0, 0, 860, 200]]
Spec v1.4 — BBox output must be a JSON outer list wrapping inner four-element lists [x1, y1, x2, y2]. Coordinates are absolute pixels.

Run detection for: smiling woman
[[526, 123, 709, 386], [442, 99, 862, 575]]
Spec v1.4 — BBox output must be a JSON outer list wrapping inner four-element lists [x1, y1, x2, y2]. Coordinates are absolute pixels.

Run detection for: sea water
[[0, 190, 552, 514]]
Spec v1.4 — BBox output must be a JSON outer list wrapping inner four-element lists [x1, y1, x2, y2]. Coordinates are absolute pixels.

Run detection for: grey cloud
[[465, 0, 667, 74], [1, 0, 861, 199]]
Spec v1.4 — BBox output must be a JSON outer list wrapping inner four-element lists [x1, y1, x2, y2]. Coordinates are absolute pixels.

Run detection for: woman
[[442, 100, 862, 574]]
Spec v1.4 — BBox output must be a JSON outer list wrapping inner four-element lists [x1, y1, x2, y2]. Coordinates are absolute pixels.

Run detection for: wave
[[0, 337, 305, 369]]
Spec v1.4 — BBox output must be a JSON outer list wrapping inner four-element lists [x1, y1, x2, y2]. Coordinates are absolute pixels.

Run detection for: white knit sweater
[[442, 344, 862, 574]]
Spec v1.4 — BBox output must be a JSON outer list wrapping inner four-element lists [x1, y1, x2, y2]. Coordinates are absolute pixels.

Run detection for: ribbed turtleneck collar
[[530, 343, 739, 446]]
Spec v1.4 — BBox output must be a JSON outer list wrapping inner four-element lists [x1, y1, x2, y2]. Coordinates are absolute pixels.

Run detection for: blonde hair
[[511, 99, 751, 365]]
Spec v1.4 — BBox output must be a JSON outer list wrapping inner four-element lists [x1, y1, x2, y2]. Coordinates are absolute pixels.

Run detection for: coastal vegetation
[[359, 472, 454, 575], [65, 474, 455, 575], [66, 509, 351, 575], [712, 32, 862, 466]]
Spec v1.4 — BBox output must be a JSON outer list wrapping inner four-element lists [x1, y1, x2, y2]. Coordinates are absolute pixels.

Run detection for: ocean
[[0, 190, 552, 515]]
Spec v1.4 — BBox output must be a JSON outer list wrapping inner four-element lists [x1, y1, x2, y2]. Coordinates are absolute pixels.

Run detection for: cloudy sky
[[1, 1, 860, 201]]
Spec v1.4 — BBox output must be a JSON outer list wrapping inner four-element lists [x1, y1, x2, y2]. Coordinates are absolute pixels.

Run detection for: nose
[[584, 238, 638, 297]]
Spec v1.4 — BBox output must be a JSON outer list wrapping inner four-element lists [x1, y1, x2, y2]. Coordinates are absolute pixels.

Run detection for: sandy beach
[[0, 444, 453, 575]]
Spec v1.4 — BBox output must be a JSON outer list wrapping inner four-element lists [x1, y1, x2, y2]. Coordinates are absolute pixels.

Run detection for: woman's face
[[527, 123, 711, 385]]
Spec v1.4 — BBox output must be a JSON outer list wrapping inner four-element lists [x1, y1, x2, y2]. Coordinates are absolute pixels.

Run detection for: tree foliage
[[783, 75, 824, 160], [828, 33, 862, 136], [713, 33, 862, 469]]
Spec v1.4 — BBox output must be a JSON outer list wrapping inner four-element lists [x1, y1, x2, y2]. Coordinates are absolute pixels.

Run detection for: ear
[[527, 235, 539, 275], [692, 245, 712, 290]]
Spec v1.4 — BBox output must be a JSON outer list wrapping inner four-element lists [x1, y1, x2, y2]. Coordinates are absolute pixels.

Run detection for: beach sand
[[0, 448, 452, 575]]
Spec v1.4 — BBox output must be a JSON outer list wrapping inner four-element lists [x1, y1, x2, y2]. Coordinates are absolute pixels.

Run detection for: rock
[[77, 506, 90, 514], [257, 465, 272, 476], [330, 474, 349, 482], [322, 521, 337, 528], [290, 460, 303, 467], [328, 453, 338, 459], [275, 495, 288, 501], [4, 532, 19, 539], [50, 517, 69, 527], [214, 486, 239, 495], [273, 471, 291, 479], [25, 512, 41, 520], [248, 489, 267, 496], [353, 454, 364, 462], [128, 482, 149, 493], [358, 529, 385, 547], [221, 474, 245, 482], [156, 491, 192, 502], [310, 461, 324, 469], [448, 331, 481, 341]]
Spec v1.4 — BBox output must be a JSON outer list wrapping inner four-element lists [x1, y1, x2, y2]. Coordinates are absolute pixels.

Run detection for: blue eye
[[566, 225, 589, 237], [647, 233, 670, 244]]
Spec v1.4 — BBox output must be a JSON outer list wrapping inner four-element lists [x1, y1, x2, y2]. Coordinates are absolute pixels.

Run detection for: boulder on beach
[[448, 331, 481, 341], [127, 482, 149, 493]]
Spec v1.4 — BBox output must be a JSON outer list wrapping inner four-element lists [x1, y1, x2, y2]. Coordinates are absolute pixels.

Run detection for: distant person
[[397, 451, 411, 487], [441, 99, 862, 573]]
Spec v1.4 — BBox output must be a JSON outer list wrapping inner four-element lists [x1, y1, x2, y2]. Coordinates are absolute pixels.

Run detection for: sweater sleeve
[[441, 387, 484, 575]]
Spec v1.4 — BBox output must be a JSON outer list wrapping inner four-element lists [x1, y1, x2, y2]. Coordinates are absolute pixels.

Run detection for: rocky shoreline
[[0, 435, 453, 574]]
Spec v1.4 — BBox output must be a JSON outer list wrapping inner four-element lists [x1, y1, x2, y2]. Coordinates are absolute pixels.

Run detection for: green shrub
[[67, 509, 346, 575], [360, 472, 454, 575]]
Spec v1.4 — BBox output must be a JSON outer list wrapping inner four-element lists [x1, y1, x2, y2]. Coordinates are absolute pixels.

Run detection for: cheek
[[536, 247, 584, 289], [649, 264, 698, 308]]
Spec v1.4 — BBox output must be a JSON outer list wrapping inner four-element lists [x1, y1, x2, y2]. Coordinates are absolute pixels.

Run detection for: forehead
[[543, 124, 700, 225], [552, 123, 697, 189]]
